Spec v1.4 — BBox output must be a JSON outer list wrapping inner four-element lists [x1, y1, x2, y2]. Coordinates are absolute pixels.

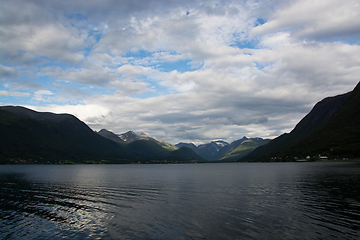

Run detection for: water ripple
[[1, 163, 360, 239]]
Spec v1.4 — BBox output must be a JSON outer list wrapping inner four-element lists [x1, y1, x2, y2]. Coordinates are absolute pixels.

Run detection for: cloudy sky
[[1, 0, 359, 144]]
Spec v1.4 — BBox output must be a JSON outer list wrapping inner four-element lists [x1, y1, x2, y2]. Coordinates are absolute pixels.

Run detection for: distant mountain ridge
[[98, 129, 178, 150], [96, 129, 203, 162], [242, 81, 360, 161], [175, 137, 270, 161]]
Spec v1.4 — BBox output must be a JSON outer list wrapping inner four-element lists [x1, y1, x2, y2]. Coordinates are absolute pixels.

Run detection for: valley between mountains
[[1, 81, 359, 164]]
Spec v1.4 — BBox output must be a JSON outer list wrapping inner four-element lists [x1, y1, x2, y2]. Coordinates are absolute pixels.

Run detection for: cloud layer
[[1, 0, 359, 144]]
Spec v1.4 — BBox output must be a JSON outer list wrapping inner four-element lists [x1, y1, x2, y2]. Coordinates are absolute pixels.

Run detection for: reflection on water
[[0, 163, 360, 239]]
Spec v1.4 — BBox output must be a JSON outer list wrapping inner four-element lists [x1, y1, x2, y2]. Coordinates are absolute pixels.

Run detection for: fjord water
[[1, 163, 360, 239]]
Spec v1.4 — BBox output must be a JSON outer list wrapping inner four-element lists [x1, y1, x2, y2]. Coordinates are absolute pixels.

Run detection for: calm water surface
[[1, 162, 360, 239]]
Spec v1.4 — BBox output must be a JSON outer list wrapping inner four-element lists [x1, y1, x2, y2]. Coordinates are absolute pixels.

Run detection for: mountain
[[215, 137, 249, 160], [0, 106, 203, 164], [197, 141, 228, 160], [175, 142, 198, 151], [242, 81, 360, 162], [0, 106, 129, 164], [167, 147, 206, 162], [117, 130, 178, 150], [175, 137, 269, 161], [97, 129, 125, 144], [119, 130, 139, 142], [175, 141, 224, 160], [98, 129, 202, 162], [137, 133, 178, 151], [123, 140, 205, 162], [220, 138, 271, 161], [124, 140, 169, 160]]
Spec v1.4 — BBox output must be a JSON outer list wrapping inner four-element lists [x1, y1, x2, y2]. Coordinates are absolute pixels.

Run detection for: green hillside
[[220, 138, 270, 161]]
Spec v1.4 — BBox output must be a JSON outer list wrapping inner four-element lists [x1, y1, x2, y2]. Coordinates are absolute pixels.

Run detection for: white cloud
[[111, 80, 152, 96], [0, 90, 30, 97], [39, 65, 117, 86], [30, 103, 110, 121], [32, 90, 55, 102], [1, 22, 87, 65], [116, 65, 151, 78], [1, 0, 360, 144], [251, 0, 360, 42]]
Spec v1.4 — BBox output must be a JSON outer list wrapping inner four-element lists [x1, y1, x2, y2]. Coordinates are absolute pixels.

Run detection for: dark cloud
[[0, 65, 17, 79]]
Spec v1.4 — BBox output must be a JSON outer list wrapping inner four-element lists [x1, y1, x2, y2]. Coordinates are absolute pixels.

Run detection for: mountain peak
[[98, 129, 124, 144], [119, 131, 138, 142], [98, 128, 111, 134], [212, 140, 229, 148], [126, 130, 136, 135], [139, 133, 153, 140], [352, 80, 360, 93]]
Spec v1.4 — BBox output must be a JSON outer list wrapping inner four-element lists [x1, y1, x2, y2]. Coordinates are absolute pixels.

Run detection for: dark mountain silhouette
[[0, 106, 129, 164], [98, 129, 125, 144], [168, 147, 206, 162], [125, 140, 169, 159], [123, 140, 205, 162], [0, 106, 203, 164], [175, 142, 198, 152], [242, 81, 360, 161]]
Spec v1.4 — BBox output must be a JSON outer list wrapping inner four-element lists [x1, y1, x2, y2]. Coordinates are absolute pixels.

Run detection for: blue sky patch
[[255, 18, 266, 27], [231, 40, 259, 49], [155, 59, 199, 73], [125, 50, 154, 59]]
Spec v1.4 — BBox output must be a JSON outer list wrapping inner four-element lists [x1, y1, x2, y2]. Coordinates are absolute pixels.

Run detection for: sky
[[1, 0, 360, 145]]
